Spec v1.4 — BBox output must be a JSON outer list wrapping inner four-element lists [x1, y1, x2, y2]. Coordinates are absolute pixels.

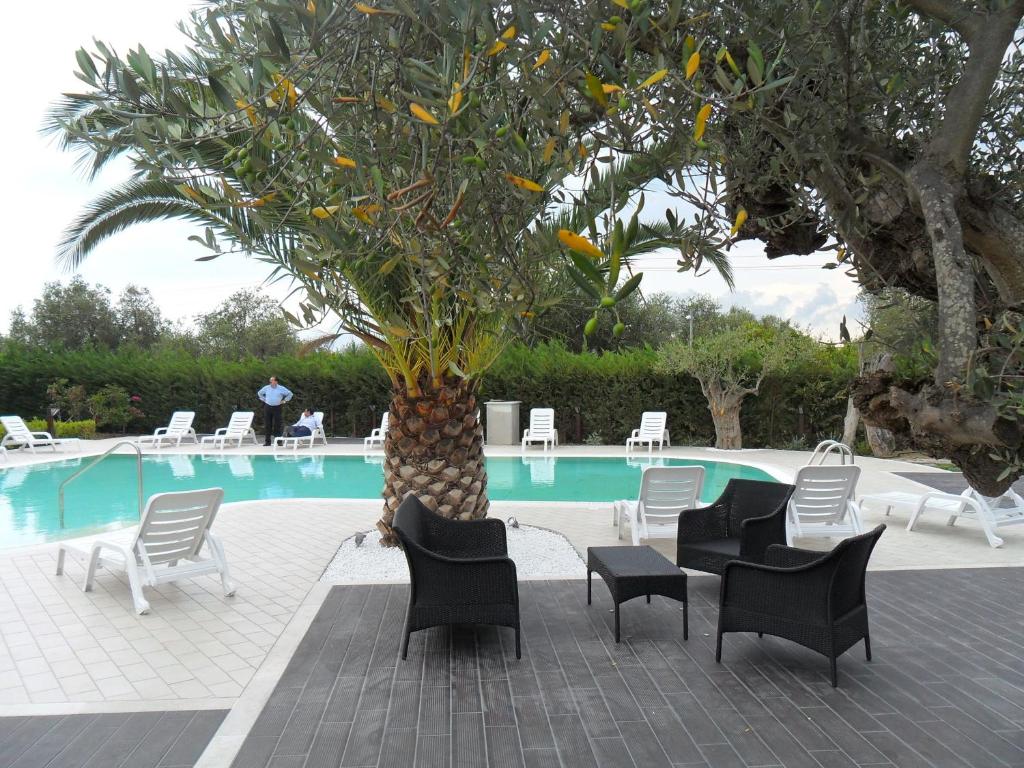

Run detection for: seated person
[[286, 408, 320, 438]]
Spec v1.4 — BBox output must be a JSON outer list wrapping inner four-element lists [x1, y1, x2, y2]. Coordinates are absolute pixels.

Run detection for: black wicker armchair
[[676, 479, 796, 575], [392, 495, 521, 659], [716, 524, 885, 687]]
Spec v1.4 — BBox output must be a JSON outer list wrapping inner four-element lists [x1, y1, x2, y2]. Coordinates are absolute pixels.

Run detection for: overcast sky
[[0, 0, 863, 340]]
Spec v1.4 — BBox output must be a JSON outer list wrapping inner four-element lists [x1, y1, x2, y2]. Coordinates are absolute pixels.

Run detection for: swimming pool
[[0, 454, 775, 547]]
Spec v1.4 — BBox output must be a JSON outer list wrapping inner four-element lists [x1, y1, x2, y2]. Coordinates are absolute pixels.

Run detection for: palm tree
[[46, 0, 723, 542]]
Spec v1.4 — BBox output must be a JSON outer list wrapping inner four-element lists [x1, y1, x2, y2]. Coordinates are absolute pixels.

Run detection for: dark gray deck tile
[[537, 669, 575, 716], [378, 727, 417, 768], [645, 706, 703, 764], [358, 667, 396, 712], [323, 676, 364, 723], [267, 756, 305, 768], [695, 742, 746, 768], [482, 678, 516, 726], [273, 699, 325, 757], [9, 714, 95, 768], [81, 712, 164, 768], [229, 736, 277, 768], [662, 692, 727, 746], [418, 686, 451, 736], [414, 733, 449, 768], [522, 747, 561, 768], [743, 713, 820, 768], [0, 716, 62, 766], [862, 730, 939, 768], [340, 708, 386, 767], [304, 722, 350, 768], [619, 719, 672, 768], [124, 712, 199, 768], [250, 687, 302, 738], [486, 725, 525, 768], [451, 712, 485, 768], [594, 673, 643, 722], [158, 710, 227, 766], [549, 713, 598, 768], [798, 706, 887, 764], [389, 680, 422, 730], [930, 704, 1024, 766], [570, 687, 618, 740], [874, 712, 972, 768], [512, 696, 555, 750], [590, 736, 637, 768]]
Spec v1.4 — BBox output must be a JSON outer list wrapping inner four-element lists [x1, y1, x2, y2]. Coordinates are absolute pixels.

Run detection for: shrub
[[88, 384, 140, 433], [0, 419, 97, 439]]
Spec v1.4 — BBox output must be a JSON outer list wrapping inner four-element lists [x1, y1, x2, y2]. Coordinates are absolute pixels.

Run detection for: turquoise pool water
[[0, 454, 774, 547]]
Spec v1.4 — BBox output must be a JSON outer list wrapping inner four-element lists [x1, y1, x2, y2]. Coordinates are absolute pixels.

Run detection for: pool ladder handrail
[[58, 441, 144, 529]]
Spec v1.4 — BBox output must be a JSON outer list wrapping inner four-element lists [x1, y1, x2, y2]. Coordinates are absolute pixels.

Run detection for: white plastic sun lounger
[[626, 411, 671, 453], [274, 411, 328, 451], [138, 411, 198, 449], [860, 487, 1024, 548], [364, 412, 389, 449], [56, 488, 234, 614], [0, 415, 79, 453], [200, 412, 257, 449], [615, 465, 705, 546], [787, 465, 862, 544], [522, 408, 558, 451]]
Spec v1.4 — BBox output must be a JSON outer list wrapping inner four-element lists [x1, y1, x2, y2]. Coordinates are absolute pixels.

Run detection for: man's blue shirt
[[258, 384, 293, 406]]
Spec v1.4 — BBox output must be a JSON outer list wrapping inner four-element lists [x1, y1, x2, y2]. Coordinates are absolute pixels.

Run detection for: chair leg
[[55, 547, 66, 576], [515, 624, 521, 660], [401, 630, 411, 660], [614, 604, 620, 643], [587, 571, 592, 605], [646, 594, 651, 604], [206, 534, 235, 596], [84, 546, 103, 592], [757, 632, 763, 638], [864, 633, 872, 661], [683, 601, 688, 641], [715, 630, 723, 663], [121, 554, 151, 615], [829, 655, 838, 687]]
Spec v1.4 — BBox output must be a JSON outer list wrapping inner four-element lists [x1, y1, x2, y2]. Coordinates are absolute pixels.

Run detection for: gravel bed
[[321, 522, 587, 583]]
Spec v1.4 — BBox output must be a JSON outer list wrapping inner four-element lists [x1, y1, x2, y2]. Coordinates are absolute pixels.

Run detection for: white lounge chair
[[56, 488, 234, 614], [862, 487, 1024, 548], [0, 446, 6, 461], [167, 454, 196, 479], [787, 465, 862, 544], [364, 412, 389, 449], [626, 411, 671, 453], [807, 439, 855, 466], [521, 408, 558, 451], [138, 411, 198, 449], [615, 465, 705, 546], [522, 455, 556, 485], [0, 415, 78, 453], [200, 412, 257, 449], [274, 411, 328, 452]]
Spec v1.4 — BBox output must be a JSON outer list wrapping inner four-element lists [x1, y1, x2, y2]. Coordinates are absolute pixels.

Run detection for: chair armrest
[[720, 559, 830, 619], [31, 431, 55, 440], [764, 544, 828, 569], [677, 503, 729, 543], [153, 428, 169, 436], [407, 550, 518, 605], [739, 509, 788, 562], [629, 429, 640, 438]]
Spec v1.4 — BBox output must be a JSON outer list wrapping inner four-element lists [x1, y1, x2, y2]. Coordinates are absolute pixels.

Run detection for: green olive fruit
[[584, 316, 598, 336], [613, 322, 626, 337], [600, 296, 616, 308]]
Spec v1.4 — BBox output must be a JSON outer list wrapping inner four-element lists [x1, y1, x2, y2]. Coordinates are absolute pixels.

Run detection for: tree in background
[[192, 289, 298, 360], [657, 320, 816, 449], [116, 285, 167, 349], [7, 277, 166, 352]]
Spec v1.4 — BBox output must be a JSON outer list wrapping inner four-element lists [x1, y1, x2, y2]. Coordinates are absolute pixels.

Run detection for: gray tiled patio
[[0, 709, 226, 767], [231, 568, 1024, 768]]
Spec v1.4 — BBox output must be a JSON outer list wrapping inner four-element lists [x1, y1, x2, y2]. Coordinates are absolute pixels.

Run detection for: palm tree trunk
[[377, 379, 488, 546]]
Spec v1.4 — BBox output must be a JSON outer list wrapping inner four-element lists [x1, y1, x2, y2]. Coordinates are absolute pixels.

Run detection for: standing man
[[257, 376, 293, 446]]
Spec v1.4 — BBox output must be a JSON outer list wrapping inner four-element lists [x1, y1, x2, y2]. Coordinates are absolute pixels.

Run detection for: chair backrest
[[380, 412, 390, 432], [723, 479, 795, 535], [166, 411, 196, 434], [133, 488, 224, 568], [638, 466, 704, 523], [529, 408, 555, 435], [826, 524, 885, 617], [225, 411, 254, 434], [637, 411, 668, 438], [790, 465, 861, 525], [393, 494, 427, 548], [313, 411, 325, 430], [0, 416, 32, 442]]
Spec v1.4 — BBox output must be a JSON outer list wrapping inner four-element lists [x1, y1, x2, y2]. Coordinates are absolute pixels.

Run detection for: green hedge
[[0, 419, 97, 439], [0, 343, 853, 445]]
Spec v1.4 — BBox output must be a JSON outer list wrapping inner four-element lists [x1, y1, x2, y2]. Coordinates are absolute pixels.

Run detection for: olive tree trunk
[[841, 397, 859, 448], [376, 379, 488, 546], [705, 381, 747, 449]]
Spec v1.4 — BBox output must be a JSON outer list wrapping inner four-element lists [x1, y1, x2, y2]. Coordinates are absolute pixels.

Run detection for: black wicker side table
[[587, 546, 688, 643]]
